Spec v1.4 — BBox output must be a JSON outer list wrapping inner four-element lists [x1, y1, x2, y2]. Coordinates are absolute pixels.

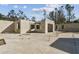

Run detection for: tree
[[24, 15, 28, 20], [17, 10, 27, 19], [71, 13, 75, 19], [55, 8, 58, 22], [48, 11, 55, 20], [43, 9, 46, 20], [31, 16, 36, 22], [7, 10, 17, 21], [48, 8, 58, 23], [0, 13, 10, 20], [0, 13, 4, 20], [48, 6, 66, 24], [65, 4, 74, 22], [57, 6, 66, 24]]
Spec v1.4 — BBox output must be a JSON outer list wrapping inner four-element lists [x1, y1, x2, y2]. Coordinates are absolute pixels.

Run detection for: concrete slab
[[0, 32, 79, 54]]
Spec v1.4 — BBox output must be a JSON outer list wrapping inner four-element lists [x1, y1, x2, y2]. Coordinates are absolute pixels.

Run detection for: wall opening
[[48, 24, 53, 32], [36, 25, 40, 29], [18, 22, 20, 29], [16, 22, 20, 33], [62, 25, 64, 29], [31, 25, 35, 29], [55, 25, 57, 30]]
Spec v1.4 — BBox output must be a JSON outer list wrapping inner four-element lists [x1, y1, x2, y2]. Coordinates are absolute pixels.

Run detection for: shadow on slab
[[50, 38, 79, 54], [0, 39, 6, 46]]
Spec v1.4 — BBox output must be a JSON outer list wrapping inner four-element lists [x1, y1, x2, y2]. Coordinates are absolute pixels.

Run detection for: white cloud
[[46, 4, 63, 10], [13, 5, 27, 9], [23, 5, 27, 9], [46, 4, 62, 8], [13, 5, 18, 8], [32, 8, 41, 11], [32, 7, 50, 12], [32, 4, 63, 12]]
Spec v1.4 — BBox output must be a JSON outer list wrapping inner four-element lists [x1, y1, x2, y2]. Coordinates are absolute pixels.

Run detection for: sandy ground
[[0, 32, 79, 54]]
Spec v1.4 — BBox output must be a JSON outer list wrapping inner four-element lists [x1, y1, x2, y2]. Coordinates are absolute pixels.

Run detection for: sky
[[0, 4, 79, 21]]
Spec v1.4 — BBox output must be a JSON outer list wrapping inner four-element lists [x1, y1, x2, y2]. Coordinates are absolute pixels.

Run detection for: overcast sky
[[0, 4, 79, 21]]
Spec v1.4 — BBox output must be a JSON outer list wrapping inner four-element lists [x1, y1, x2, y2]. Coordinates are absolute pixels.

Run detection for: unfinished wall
[[35, 21, 45, 33], [20, 20, 35, 34], [13, 20, 20, 33], [56, 24, 63, 31], [56, 23, 79, 32], [2, 22, 15, 33], [35, 19, 55, 34], [0, 20, 15, 33], [48, 24, 53, 32], [45, 19, 55, 34]]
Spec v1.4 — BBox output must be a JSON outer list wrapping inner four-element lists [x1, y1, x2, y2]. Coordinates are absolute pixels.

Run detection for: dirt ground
[[0, 32, 79, 54]]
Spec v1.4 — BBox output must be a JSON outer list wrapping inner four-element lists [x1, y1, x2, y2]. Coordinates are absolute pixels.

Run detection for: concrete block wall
[[64, 23, 79, 32], [35, 21, 45, 33], [2, 22, 15, 33], [56, 23, 79, 32], [34, 19, 55, 34], [20, 20, 35, 34], [0, 20, 14, 33], [45, 19, 55, 34]]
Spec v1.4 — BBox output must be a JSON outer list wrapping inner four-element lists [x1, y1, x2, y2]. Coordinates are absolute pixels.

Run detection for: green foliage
[[43, 9, 47, 20], [48, 6, 66, 24], [0, 13, 9, 20], [31, 16, 36, 22], [7, 9, 28, 21], [48, 11, 55, 20], [17, 10, 27, 19], [7, 9, 18, 21], [0, 4, 76, 23], [65, 4, 74, 22]]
